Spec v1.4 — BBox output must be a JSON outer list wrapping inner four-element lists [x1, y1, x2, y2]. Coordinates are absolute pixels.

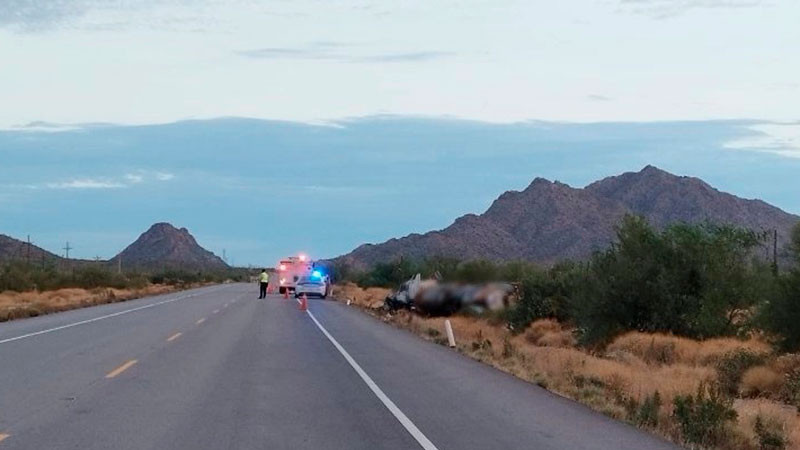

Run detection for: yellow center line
[[0, 433, 10, 443], [105, 359, 137, 379], [196, 318, 206, 325], [167, 332, 182, 342], [213, 309, 219, 314]]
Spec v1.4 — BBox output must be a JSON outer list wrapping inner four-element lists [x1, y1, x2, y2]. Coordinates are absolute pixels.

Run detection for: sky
[[0, 1, 798, 265]]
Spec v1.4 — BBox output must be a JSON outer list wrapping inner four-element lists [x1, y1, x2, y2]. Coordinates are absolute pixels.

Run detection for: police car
[[294, 270, 331, 299]]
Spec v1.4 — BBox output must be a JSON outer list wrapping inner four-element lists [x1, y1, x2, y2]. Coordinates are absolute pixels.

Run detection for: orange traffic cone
[[300, 293, 308, 311]]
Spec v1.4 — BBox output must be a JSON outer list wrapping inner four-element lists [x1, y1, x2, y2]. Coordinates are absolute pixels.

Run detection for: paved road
[[0, 283, 678, 449]]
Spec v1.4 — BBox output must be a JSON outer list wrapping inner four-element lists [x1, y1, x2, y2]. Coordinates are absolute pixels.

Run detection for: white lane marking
[[0, 294, 197, 345], [306, 309, 439, 450]]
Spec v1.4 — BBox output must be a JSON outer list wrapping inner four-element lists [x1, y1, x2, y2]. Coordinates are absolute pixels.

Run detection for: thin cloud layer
[[237, 43, 454, 64], [45, 179, 125, 189], [34, 171, 175, 190], [618, 0, 765, 18], [0, 0, 224, 31], [724, 123, 800, 159]]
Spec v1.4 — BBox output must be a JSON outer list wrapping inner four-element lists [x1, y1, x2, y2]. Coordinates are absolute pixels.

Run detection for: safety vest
[[259, 272, 269, 283]]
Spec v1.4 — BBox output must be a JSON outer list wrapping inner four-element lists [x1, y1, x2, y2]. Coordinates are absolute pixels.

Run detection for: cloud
[[23, 170, 175, 190], [155, 172, 175, 181], [724, 122, 800, 159], [0, 0, 223, 32], [238, 43, 454, 64], [350, 51, 455, 63], [124, 173, 144, 183], [46, 178, 126, 189], [587, 94, 612, 102], [618, 0, 765, 19]]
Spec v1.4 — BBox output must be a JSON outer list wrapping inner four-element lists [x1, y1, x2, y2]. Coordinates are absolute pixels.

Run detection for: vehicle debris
[[384, 274, 515, 316]]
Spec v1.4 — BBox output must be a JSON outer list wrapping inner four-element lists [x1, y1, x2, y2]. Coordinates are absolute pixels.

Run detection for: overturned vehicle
[[384, 274, 515, 316]]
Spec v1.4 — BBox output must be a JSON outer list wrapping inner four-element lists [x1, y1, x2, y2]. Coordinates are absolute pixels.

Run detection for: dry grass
[[607, 332, 771, 366], [0, 285, 178, 322], [740, 366, 785, 399], [334, 283, 800, 449], [331, 282, 391, 309], [523, 318, 576, 348], [735, 398, 800, 449]]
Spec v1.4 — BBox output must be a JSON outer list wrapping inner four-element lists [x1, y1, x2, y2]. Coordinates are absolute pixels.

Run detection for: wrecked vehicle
[[384, 274, 515, 316]]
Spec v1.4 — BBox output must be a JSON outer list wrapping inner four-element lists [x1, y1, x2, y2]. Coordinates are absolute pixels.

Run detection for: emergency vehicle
[[271, 254, 323, 295], [295, 271, 331, 299]]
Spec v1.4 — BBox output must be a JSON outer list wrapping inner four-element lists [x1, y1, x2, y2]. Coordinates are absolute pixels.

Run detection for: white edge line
[[0, 293, 198, 345], [306, 309, 439, 450]]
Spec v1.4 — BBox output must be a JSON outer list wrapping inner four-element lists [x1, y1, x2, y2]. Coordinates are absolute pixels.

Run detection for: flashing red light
[[279, 264, 287, 271]]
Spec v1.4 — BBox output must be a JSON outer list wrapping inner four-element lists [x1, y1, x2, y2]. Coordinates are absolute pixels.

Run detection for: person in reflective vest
[[258, 269, 270, 299]]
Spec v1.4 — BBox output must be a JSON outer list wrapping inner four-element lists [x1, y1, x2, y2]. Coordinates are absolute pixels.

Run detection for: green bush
[[572, 216, 769, 345], [633, 391, 662, 428], [672, 383, 737, 446], [760, 271, 800, 352], [505, 262, 579, 330]]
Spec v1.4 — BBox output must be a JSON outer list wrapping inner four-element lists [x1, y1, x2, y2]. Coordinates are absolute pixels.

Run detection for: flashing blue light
[[312, 270, 322, 278]]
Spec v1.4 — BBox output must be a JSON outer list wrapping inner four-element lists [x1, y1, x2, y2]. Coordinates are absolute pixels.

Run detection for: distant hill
[[0, 234, 62, 264], [110, 223, 228, 272], [336, 166, 800, 268]]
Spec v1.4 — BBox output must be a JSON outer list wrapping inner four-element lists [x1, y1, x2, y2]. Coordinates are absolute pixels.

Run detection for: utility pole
[[26, 235, 31, 265], [223, 249, 227, 264], [63, 241, 73, 259], [118, 256, 122, 275]]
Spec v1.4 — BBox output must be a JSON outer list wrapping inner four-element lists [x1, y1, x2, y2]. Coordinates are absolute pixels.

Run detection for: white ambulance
[[272, 254, 314, 295]]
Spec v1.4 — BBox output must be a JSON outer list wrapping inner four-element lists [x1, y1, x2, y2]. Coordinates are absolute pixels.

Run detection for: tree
[[760, 223, 800, 351], [571, 216, 768, 345]]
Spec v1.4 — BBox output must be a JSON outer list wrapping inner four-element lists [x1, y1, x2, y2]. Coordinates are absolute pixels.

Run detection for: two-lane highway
[[0, 283, 678, 449]]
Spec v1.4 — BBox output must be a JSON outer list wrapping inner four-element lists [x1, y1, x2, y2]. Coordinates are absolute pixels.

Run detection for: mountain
[[110, 223, 228, 271], [0, 234, 62, 264], [336, 166, 800, 268]]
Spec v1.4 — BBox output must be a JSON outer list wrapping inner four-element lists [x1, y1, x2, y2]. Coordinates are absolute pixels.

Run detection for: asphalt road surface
[[0, 283, 678, 449]]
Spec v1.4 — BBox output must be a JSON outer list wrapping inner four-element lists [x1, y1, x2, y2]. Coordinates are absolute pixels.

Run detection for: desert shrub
[[759, 223, 800, 352], [70, 266, 130, 289], [754, 415, 787, 450], [0, 262, 37, 292], [628, 391, 662, 428], [716, 350, 767, 396], [759, 270, 800, 352], [454, 259, 498, 283], [572, 216, 769, 345], [356, 258, 421, 288], [505, 262, 580, 330], [673, 383, 737, 446]]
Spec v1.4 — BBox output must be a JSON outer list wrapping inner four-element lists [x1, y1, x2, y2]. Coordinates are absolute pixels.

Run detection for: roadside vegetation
[[0, 262, 248, 321], [333, 216, 800, 449]]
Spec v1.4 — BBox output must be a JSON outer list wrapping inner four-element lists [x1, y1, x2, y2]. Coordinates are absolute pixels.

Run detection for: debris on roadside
[[384, 274, 515, 316]]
